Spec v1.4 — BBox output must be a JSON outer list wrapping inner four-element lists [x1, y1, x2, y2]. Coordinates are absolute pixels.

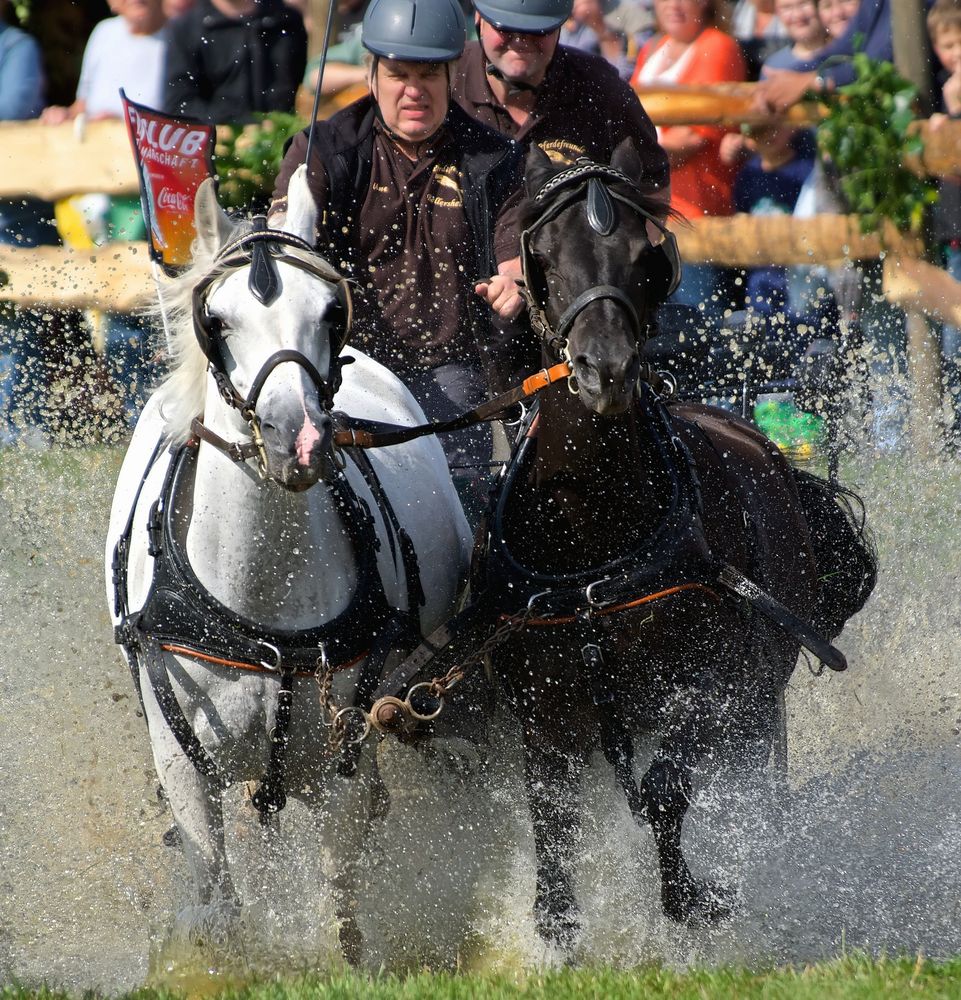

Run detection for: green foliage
[[6, 955, 961, 1000], [816, 52, 939, 236], [214, 113, 307, 212]]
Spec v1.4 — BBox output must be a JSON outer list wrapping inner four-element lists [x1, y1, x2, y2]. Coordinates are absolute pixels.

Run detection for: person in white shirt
[[41, 0, 166, 123]]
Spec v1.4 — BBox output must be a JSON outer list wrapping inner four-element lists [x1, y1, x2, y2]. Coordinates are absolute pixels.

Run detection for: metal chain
[[315, 604, 536, 751], [533, 160, 634, 203], [425, 605, 536, 700]]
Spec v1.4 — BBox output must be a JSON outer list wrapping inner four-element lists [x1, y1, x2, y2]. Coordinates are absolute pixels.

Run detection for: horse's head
[[189, 166, 351, 490], [520, 140, 679, 416]]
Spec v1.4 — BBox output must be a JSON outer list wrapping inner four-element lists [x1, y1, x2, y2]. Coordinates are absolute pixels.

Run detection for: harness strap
[[576, 617, 648, 825], [251, 667, 295, 818], [190, 417, 260, 464], [331, 362, 572, 450], [142, 639, 228, 789]]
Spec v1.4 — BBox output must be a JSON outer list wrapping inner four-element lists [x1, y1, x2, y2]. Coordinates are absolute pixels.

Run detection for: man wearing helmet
[[448, 0, 672, 386], [270, 0, 521, 519], [452, 0, 670, 212]]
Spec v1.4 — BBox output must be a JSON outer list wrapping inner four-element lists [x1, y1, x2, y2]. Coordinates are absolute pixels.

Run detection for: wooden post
[[906, 310, 943, 454], [892, 0, 939, 446], [891, 0, 933, 116], [306, 0, 333, 59]]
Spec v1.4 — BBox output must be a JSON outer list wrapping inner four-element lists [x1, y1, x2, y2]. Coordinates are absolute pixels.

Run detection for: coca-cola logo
[[157, 187, 191, 212]]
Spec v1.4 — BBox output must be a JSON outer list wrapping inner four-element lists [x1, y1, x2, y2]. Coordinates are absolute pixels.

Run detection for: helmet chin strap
[[484, 58, 540, 95]]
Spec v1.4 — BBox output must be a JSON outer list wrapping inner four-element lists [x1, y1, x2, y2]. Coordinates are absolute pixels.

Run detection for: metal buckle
[[258, 641, 282, 672], [526, 589, 553, 615], [585, 577, 612, 608]]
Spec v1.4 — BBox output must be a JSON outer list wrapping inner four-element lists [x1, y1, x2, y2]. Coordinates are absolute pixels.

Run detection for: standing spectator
[[163, 0, 307, 124], [560, 0, 626, 67], [730, 0, 789, 77], [928, 0, 961, 444], [0, 0, 57, 444], [631, 0, 747, 321], [41, 0, 168, 430], [752, 0, 889, 112], [42, 0, 167, 122], [732, 123, 817, 317]]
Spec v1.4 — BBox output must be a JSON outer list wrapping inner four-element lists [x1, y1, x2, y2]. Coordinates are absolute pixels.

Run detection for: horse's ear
[[524, 144, 556, 197], [194, 177, 233, 256], [283, 164, 318, 246], [610, 136, 643, 179]]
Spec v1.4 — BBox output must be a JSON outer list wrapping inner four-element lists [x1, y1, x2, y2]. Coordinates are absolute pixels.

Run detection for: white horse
[[105, 167, 472, 961]]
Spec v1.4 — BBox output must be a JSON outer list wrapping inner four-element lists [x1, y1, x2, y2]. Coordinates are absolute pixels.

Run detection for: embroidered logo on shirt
[[428, 166, 464, 208], [538, 140, 588, 166]]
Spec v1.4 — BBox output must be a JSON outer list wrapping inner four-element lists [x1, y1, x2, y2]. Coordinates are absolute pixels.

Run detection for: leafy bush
[[214, 112, 307, 212], [816, 52, 939, 235]]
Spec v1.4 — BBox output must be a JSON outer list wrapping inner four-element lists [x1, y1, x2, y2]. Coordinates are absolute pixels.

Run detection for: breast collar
[[482, 384, 714, 619], [113, 440, 420, 675]]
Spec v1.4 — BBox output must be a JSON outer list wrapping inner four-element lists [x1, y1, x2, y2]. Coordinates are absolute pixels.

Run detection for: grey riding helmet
[[362, 0, 467, 61], [473, 0, 572, 34]]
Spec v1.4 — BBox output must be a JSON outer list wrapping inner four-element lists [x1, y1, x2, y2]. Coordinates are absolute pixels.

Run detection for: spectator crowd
[[0, 0, 959, 455]]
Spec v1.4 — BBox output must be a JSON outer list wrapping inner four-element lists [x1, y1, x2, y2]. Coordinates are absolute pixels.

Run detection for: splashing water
[[1, 445, 959, 993]]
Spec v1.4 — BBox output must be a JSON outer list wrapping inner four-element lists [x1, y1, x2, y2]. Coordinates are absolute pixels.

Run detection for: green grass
[[5, 957, 961, 1000]]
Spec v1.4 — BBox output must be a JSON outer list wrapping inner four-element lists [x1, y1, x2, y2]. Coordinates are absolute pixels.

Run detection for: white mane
[[151, 214, 253, 443], [151, 165, 321, 443]]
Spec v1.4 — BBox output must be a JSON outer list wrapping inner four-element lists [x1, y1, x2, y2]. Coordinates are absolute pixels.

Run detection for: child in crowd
[[764, 0, 830, 71], [928, 0, 961, 442], [817, 0, 859, 41]]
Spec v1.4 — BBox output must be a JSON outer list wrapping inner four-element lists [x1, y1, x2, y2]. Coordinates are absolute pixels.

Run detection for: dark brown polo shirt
[[274, 123, 482, 374], [453, 41, 671, 259]]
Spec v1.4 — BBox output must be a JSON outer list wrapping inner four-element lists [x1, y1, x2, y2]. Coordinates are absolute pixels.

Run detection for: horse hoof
[[338, 917, 363, 967], [161, 824, 182, 848], [662, 876, 737, 928], [534, 897, 580, 954]]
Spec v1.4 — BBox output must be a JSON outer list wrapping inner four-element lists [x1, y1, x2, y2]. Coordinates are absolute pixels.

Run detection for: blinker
[[248, 216, 282, 306], [586, 177, 616, 236]]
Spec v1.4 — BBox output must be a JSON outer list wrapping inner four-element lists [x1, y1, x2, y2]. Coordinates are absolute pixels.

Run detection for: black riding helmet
[[362, 0, 467, 61], [473, 0, 572, 34]]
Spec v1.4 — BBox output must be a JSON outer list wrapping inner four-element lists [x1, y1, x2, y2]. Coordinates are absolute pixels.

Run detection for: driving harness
[[112, 224, 423, 816]]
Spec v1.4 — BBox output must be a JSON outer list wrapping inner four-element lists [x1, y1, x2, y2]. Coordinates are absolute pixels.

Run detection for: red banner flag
[[121, 91, 216, 274]]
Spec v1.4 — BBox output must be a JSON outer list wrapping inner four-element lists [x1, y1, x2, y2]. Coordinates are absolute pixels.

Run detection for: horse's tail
[[792, 468, 878, 641]]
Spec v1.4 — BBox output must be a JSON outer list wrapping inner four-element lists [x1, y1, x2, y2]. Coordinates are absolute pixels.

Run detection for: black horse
[[481, 141, 876, 946]]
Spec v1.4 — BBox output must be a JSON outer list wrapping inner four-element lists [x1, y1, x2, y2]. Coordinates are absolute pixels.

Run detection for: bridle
[[190, 219, 354, 478], [518, 158, 681, 393]]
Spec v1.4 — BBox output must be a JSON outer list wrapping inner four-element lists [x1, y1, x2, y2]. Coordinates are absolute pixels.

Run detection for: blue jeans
[[941, 246, 961, 436], [0, 199, 57, 442], [404, 363, 492, 529], [860, 262, 907, 451], [104, 313, 161, 428]]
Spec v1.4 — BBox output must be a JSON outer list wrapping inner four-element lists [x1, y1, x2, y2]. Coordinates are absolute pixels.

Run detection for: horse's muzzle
[[573, 351, 640, 416]]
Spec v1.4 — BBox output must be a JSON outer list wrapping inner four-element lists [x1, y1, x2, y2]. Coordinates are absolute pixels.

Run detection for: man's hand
[[752, 69, 820, 114], [476, 257, 525, 320], [475, 273, 525, 319]]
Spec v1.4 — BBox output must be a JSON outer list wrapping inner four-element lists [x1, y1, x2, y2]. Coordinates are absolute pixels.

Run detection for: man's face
[[935, 24, 961, 76], [478, 17, 559, 88], [372, 59, 449, 143], [776, 0, 825, 47]]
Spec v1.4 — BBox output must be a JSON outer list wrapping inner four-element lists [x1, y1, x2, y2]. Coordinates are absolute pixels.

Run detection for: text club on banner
[[121, 90, 215, 274]]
